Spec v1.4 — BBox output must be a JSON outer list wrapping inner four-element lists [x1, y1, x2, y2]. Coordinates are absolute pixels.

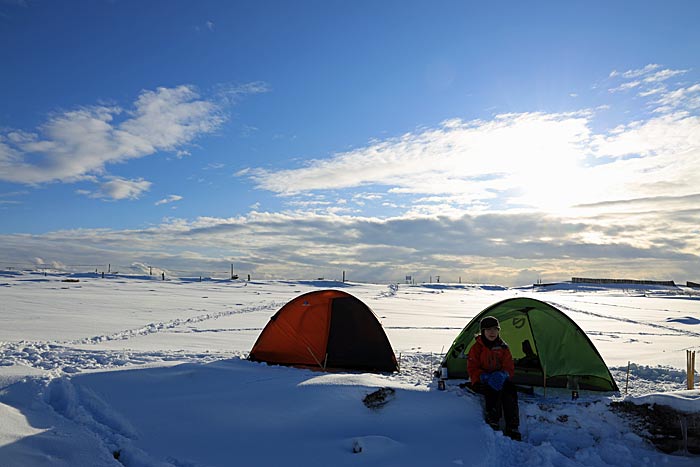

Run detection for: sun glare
[[496, 119, 590, 214]]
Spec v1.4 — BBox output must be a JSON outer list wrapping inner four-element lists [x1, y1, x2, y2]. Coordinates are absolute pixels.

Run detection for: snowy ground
[[0, 271, 698, 466]]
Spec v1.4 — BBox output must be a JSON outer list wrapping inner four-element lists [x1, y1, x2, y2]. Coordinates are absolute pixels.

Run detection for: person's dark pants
[[477, 380, 519, 429]]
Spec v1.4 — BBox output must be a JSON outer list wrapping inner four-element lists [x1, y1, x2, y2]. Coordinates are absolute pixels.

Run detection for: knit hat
[[480, 316, 500, 330]]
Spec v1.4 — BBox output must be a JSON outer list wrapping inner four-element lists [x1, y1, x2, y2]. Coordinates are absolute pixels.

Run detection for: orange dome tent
[[249, 290, 398, 372]]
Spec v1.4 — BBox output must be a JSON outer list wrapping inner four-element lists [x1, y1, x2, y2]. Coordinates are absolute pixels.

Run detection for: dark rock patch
[[611, 400, 699, 455]]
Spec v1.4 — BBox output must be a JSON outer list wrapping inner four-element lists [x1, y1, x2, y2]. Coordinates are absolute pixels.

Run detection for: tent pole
[[306, 346, 324, 369], [543, 365, 547, 398], [323, 353, 328, 371]]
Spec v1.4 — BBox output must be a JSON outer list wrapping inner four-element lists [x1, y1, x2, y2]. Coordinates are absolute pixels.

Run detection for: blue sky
[[2, 0, 700, 285]]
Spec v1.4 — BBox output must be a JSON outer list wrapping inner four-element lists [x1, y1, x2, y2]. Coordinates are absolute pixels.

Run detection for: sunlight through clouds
[[243, 111, 593, 209], [243, 108, 699, 216], [243, 66, 700, 223]]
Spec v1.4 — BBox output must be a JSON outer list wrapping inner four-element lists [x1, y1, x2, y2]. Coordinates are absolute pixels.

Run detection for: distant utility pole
[[342, 270, 346, 282]]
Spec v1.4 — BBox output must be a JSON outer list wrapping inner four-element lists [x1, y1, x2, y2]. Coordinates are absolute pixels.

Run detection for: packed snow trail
[[555, 302, 700, 338], [0, 301, 281, 374], [69, 301, 282, 345]]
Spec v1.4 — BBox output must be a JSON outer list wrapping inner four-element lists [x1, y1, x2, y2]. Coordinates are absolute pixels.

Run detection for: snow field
[[0, 272, 698, 466]]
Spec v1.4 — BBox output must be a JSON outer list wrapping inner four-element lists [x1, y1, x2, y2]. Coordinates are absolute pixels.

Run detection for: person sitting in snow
[[467, 316, 521, 441]]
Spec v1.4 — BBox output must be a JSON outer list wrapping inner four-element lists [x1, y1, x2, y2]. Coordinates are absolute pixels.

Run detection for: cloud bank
[[1, 207, 697, 286]]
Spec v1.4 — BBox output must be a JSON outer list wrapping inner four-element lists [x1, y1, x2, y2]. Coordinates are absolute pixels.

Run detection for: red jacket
[[467, 335, 515, 384]]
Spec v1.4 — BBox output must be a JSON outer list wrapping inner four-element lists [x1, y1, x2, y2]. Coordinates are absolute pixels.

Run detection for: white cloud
[[611, 64, 660, 79], [591, 112, 700, 158], [120, 86, 224, 152], [607, 65, 686, 94], [653, 83, 700, 113], [638, 87, 665, 97], [643, 68, 687, 83], [155, 195, 183, 206], [609, 80, 641, 93], [0, 85, 224, 185], [0, 190, 27, 198], [79, 177, 152, 201], [216, 82, 270, 105]]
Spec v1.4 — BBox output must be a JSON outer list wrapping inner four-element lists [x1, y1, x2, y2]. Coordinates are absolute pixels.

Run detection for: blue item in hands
[[486, 371, 508, 391], [480, 373, 491, 384]]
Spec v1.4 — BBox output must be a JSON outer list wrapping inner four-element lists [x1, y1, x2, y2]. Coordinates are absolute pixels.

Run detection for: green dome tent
[[441, 297, 618, 391]]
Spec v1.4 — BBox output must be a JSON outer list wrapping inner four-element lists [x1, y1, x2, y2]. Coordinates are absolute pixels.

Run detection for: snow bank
[[627, 390, 700, 414]]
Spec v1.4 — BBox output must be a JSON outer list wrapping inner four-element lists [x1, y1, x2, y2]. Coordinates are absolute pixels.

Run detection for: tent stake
[[688, 351, 696, 390], [625, 361, 631, 394]]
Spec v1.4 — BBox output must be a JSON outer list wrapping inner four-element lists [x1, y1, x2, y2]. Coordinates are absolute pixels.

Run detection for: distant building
[[571, 277, 676, 287]]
